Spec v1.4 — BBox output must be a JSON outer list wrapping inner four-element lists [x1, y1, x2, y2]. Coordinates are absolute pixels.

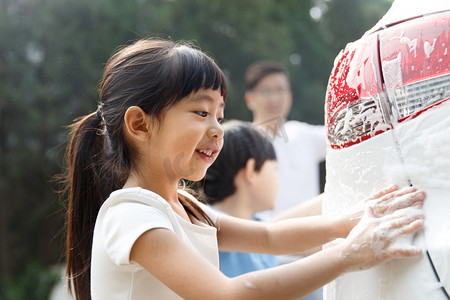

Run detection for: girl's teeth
[[200, 149, 212, 156]]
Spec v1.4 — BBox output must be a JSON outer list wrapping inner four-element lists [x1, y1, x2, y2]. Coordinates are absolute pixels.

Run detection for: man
[[245, 60, 327, 217]]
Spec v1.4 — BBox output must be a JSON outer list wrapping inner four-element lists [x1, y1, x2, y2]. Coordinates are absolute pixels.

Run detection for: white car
[[323, 0, 450, 299]]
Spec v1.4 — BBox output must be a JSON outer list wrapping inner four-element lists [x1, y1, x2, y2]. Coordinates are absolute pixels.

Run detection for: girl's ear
[[123, 106, 151, 141], [242, 158, 257, 184]]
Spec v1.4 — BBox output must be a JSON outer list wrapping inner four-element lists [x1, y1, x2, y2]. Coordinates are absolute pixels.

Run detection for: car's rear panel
[[323, 2, 450, 299], [323, 101, 450, 299]]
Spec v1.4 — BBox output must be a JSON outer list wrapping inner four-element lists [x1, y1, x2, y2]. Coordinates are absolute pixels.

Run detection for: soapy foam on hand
[[345, 205, 424, 272], [373, 206, 424, 256]]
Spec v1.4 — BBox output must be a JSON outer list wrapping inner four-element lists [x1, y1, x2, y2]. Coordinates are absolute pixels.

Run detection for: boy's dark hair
[[245, 60, 288, 91], [202, 120, 276, 204]]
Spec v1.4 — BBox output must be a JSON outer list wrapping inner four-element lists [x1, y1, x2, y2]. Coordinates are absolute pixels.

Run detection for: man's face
[[245, 73, 293, 123]]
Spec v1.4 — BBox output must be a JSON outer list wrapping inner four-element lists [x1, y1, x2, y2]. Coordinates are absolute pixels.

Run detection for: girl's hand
[[365, 185, 425, 217], [340, 185, 425, 235], [340, 187, 425, 271]]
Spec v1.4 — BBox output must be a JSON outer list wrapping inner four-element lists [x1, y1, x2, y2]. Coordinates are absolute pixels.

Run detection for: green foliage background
[[0, 0, 393, 296]]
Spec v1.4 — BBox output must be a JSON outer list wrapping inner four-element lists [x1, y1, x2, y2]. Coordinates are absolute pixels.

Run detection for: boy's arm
[[268, 193, 324, 222]]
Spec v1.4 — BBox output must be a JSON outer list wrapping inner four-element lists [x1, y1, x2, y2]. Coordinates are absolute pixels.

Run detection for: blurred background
[[0, 0, 393, 298]]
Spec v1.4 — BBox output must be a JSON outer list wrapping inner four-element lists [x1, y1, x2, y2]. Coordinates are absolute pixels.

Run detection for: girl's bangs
[[171, 46, 227, 102]]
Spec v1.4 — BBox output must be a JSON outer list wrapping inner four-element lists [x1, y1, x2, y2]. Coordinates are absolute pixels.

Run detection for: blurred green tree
[[321, 0, 393, 54]]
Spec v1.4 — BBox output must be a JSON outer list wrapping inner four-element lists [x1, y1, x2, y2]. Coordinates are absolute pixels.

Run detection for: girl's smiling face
[[148, 88, 225, 183]]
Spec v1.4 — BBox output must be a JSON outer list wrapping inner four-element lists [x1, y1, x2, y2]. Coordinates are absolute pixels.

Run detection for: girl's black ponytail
[[65, 112, 106, 300]]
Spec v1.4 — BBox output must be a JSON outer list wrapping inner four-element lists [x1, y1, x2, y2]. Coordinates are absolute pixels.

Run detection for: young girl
[[64, 38, 426, 300]]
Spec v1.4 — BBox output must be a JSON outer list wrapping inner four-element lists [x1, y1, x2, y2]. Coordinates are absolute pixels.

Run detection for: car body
[[323, 0, 450, 299]]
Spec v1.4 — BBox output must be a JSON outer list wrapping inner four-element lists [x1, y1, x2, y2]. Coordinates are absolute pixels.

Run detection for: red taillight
[[380, 11, 450, 121], [326, 34, 392, 149], [326, 10, 450, 149]]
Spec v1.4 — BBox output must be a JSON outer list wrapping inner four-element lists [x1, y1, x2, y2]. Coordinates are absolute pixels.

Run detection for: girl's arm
[[130, 188, 424, 300], [218, 185, 425, 255], [131, 226, 348, 299], [217, 213, 351, 254]]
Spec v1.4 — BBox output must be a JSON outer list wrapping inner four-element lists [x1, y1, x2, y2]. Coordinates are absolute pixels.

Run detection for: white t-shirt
[[91, 187, 219, 300], [274, 121, 326, 299], [259, 121, 327, 218]]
